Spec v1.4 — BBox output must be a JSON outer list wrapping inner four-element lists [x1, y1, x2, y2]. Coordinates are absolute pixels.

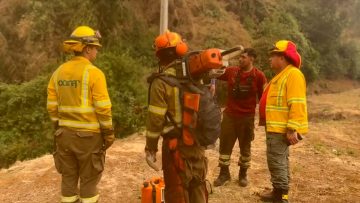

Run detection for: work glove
[[286, 129, 302, 145], [101, 128, 115, 150], [145, 149, 160, 171], [103, 134, 115, 150]]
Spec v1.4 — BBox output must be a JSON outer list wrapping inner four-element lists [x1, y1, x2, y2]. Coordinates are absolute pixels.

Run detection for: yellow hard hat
[[63, 26, 102, 53]]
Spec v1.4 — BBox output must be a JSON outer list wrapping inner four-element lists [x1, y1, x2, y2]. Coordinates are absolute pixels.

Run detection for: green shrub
[[202, 1, 223, 19], [252, 11, 320, 82], [0, 49, 151, 168], [95, 50, 149, 136], [0, 76, 53, 168], [340, 42, 360, 80], [0, 0, 157, 168], [286, 0, 351, 80]]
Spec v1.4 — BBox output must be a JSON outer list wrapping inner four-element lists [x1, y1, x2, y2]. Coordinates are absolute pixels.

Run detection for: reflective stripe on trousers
[[81, 194, 100, 203], [61, 195, 79, 203], [218, 114, 254, 168]]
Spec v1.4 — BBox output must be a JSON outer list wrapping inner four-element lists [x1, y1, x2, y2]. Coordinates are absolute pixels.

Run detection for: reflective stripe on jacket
[[265, 65, 308, 134], [47, 56, 112, 132], [146, 67, 182, 141]]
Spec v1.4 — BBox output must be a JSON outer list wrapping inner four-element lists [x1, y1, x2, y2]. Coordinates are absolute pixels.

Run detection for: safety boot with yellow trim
[[260, 188, 289, 203], [273, 189, 288, 203]]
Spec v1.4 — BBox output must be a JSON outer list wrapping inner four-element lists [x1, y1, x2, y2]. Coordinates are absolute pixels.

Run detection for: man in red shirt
[[213, 48, 267, 187]]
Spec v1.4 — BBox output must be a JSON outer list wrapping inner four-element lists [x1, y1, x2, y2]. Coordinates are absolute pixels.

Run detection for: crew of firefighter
[[47, 25, 307, 203]]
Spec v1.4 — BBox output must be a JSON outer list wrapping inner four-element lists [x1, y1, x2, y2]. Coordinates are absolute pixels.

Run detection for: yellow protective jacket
[[146, 66, 182, 151], [265, 65, 308, 134], [47, 56, 112, 133]]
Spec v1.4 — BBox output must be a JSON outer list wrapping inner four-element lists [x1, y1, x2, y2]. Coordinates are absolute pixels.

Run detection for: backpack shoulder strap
[[156, 74, 204, 95], [147, 72, 165, 104], [157, 75, 184, 89], [147, 73, 183, 134]]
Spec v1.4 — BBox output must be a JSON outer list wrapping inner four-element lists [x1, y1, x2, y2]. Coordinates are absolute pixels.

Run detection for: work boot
[[238, 167, 248, 187], [213, 166, 231, 187], [260, 188, 289, 203], [259, 188, 275, 202], [273, 189, 289, 203]]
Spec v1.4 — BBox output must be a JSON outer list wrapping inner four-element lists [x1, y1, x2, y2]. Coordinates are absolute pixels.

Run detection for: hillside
[[0, 0, 254, 168], [1, 87, 359, 203], [0, 0, 251, 82], [0, 0, 360, 195], [1, 0, 359, 82]]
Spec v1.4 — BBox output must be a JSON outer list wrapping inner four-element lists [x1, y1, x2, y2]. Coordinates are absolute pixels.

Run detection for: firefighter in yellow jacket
[[145, 31, 208, 203], [258, 40, 308, 203], [47, 26, 115, 203]]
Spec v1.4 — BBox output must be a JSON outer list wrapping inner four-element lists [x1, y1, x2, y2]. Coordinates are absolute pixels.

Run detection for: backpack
[[147, 73, 221, 147]]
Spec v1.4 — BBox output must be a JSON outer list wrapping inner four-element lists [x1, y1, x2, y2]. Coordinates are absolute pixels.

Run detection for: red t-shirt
[[218, 66, 267, 118]]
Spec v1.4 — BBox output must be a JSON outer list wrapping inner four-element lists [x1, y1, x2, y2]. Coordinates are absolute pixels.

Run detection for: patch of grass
[[346, 148, 358, 157], [292, 163, 305, 174], [331, 148, 342, 156], [330, 147, 358, 157], [313, 142, 327, 154]]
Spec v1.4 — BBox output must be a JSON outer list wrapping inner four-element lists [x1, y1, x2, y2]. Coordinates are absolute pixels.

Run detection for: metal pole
[[160, 0, 168, 34]]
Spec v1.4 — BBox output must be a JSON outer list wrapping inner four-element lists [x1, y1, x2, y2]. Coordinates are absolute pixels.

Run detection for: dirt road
[[1, 88, 359, 203]]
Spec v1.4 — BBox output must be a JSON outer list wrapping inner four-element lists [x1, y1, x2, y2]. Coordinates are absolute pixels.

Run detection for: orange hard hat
[[154, 31, 188, 57]]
